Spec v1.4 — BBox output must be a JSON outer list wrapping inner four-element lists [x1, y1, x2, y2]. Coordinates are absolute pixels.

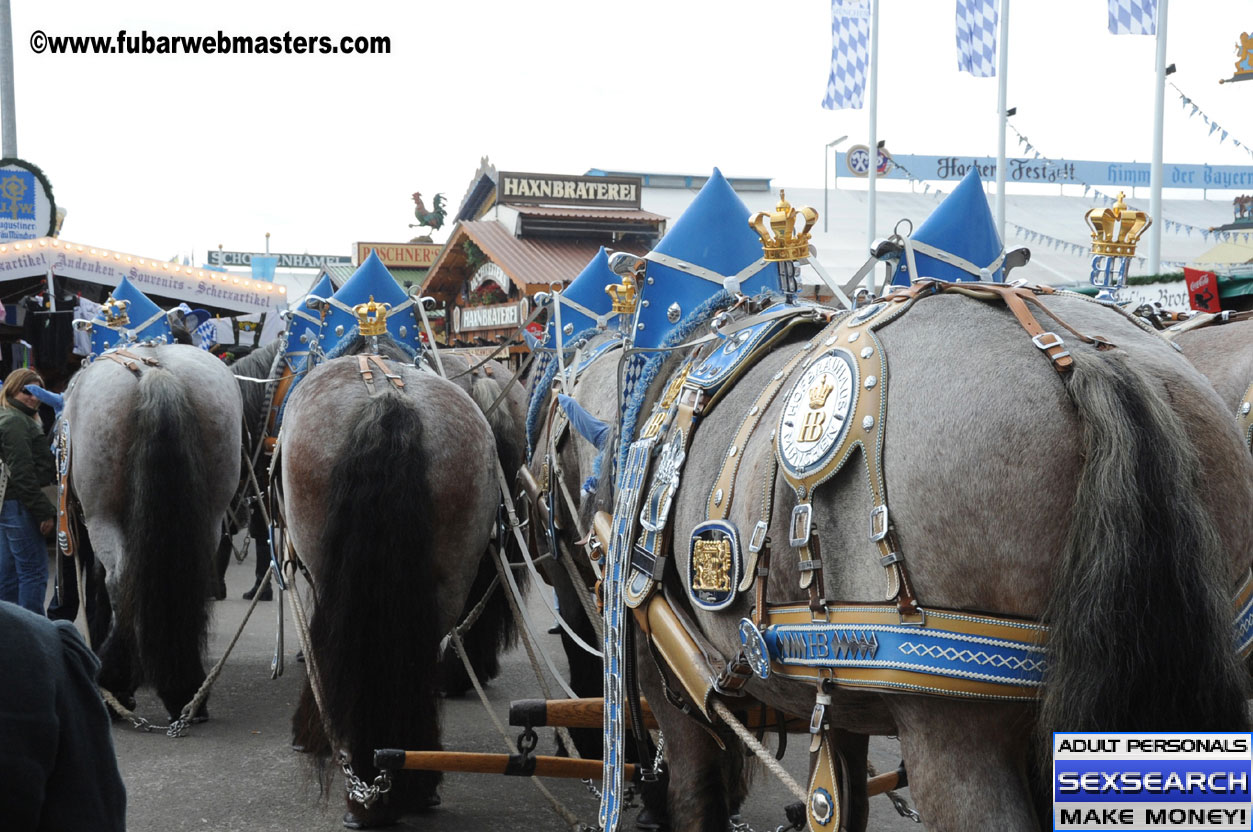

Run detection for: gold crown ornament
[[1084, 192, 1151, 258], [605, 273, 638, 316], [354, 296, 390, 336], [101, 296, 131, 327], [807, 373, 835, 410], [750, 191, 819, 262]]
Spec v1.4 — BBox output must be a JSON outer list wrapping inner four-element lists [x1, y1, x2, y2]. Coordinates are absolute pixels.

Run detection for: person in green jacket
[[0, 368, 56, 614]]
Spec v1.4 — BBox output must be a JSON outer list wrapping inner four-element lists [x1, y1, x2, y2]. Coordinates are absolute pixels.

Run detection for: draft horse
[[277, 334, 517, 827], [579, 287, 1253, 831], [1171, 313, 1253, 451], [64, 343, 242, 721]]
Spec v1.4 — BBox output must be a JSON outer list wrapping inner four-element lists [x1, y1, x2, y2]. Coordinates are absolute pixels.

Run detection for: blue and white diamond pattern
[[899, 641, 1046, 675], [1107, 0, 1156, 35], [955, 0, 998, 78], [194, 319, 218, 350], [822, 0, 871, 110]]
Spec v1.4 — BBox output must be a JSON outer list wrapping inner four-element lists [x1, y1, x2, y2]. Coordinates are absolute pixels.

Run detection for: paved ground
[[102, 555, 922, 832]]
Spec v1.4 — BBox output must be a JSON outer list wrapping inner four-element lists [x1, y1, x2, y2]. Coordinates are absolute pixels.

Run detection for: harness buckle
[[748, 520, 769, 554], [1031, 331, 1064, 352], [809, 692, 831, 734], [789, 503, 812, 548], [869, 504, 889, 542]]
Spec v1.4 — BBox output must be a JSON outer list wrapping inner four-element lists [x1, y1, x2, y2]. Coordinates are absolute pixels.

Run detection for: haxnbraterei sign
[[498, 171, 642, 209], [454, 299, 526, 332]]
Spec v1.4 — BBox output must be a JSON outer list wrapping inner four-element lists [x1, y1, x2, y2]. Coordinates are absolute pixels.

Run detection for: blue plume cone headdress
[[319, 250, 422, 356], [91, 276, 173, 355], [282, 273, 334, 373], [547, 246, 622, 346], [631, 168, 776, 349], [892, 167, 1005, 286]]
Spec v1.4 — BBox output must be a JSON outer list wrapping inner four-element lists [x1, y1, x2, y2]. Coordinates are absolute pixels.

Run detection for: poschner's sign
[[498, 171, 642, 209]]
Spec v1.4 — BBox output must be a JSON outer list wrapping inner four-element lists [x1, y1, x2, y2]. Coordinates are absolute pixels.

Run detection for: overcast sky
[[11, 0, 1252, 262]]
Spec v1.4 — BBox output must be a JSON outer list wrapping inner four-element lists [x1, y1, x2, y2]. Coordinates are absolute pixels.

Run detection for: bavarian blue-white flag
[[1108, 0, 1156, 35], [955, 0, 999, 77], [822, 0, 871, 110]]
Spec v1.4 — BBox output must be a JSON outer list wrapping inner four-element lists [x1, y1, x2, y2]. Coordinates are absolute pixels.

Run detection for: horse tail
[[437, 374, 527, 692], [1040, 346, 1248, 751], [309, 390, 443, 809], [120, 367, 213, 708]]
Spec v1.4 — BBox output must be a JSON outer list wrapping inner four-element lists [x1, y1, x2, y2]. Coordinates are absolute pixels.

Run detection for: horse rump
[[304, 391, 444, 816], [118, 367, 214, 719], [1040, 345, 1249, 760]]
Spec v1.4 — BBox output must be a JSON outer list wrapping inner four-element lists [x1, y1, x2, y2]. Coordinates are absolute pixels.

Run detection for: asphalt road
[[105, 555, 922, 832]]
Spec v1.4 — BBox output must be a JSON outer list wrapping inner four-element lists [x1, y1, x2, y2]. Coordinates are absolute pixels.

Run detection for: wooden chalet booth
[[423, 163, 665, 364]]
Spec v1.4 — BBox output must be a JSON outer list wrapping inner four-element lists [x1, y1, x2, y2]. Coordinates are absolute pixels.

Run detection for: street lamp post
[[823, 135, 848, 233]]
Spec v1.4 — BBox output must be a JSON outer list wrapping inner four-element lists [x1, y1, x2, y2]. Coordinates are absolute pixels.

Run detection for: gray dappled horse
[[277, 334, 524, 828], [1172, 314, 1253, 450], [567, 291, 1253, 831], [229, 339, 530, 693], [65, 344, 242, 721]]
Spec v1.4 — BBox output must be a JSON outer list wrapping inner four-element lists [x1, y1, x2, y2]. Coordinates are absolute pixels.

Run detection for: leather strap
[[356, 354, 404, 396], [264, 366, 298, 440], [706, 341, 815, 520], [806, 731, 845, 831], [761, 603, 1048, 701], [99, 349, 160, 375]]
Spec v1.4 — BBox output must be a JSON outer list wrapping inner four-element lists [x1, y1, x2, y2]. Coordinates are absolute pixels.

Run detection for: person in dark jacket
[[0, 368, 57, 614], [0, 600, 127, 830]]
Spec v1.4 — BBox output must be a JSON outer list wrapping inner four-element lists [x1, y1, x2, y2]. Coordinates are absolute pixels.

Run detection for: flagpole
[[995, 0, 1010, 246], [865, 0, 879, 293], [1148, 0, 1168, 275]]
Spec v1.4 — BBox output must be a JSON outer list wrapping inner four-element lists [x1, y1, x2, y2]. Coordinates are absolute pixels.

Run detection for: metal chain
[[99, 688, 173, 733], [340, 750, 393, 809], [579, 778, 638, 811], [886, 790, 922, 823], [448, 629, 587, 829], [866, 760, 922, 823]]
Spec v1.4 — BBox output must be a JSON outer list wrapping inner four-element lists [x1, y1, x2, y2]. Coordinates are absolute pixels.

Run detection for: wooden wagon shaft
[[867, 763, 908, 797], [510, 697, 808, 734], [373, 749, 636, 780], [510, 697, 658, 731], [375, 749, 903, 796]]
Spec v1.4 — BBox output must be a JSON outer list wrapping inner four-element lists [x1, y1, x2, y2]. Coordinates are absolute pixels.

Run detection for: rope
[[285, 563, 335, 745], [101, 565, 275, 737], [711, 700, 807, 804], [553, 466, 605, 640], [483, 542, 583, 758], [167, 566, 276, 736], [448, 627, 587, 830]]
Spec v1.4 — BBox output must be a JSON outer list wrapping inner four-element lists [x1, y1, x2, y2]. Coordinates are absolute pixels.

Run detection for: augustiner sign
[[498, 171, 642, 209]]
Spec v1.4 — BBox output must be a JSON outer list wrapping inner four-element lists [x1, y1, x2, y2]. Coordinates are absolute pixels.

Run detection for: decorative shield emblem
[[738, 618, 771, 680], [688, 520, 741, 611], [777, 349, 858, 479]]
